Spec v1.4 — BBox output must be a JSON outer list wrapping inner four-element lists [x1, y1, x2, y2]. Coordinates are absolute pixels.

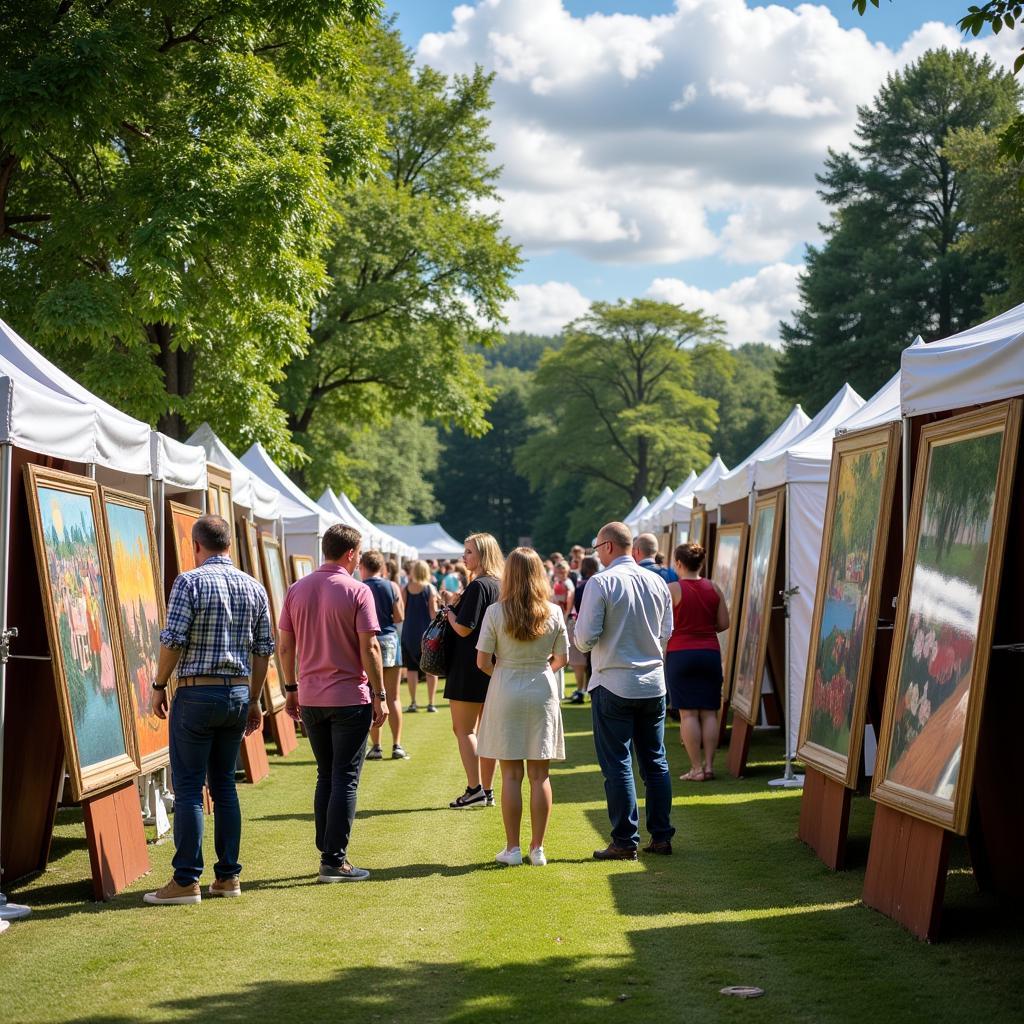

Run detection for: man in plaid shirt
[[143, 514, 274, 906]]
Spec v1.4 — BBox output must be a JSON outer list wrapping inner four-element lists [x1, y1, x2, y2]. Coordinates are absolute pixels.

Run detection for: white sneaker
[[495, 846, 523, 866], [528, 847, 547, 866]]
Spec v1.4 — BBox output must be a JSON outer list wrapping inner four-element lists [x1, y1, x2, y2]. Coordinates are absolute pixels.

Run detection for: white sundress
[[476, 602, 568, 761]]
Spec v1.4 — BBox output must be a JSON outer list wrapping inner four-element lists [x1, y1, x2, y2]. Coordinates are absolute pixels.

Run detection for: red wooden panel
[[239, 729, 269, 784], [798, 766, 852, 870], [82, 781, 149, 901], [727, 716, 752, 778], [265, 708, 297, 758]]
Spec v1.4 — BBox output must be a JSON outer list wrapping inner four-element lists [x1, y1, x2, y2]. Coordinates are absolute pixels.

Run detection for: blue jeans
[[169, 685, 250, 885], [301, 704, 373, 866], [590, 686, 675, 850]]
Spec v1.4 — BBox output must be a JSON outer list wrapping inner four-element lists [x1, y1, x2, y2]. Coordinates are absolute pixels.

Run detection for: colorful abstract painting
[[168, 501, 201, 574], [104, 492, 168, 772]]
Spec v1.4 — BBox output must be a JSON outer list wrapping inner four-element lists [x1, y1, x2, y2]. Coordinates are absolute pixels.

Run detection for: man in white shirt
[[574, 521, 675, 858]]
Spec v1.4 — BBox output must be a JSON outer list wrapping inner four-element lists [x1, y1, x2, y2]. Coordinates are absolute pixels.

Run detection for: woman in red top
[[666, 543, 730, 781]]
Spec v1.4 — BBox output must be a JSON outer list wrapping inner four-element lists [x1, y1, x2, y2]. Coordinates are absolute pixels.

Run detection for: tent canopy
[[377, 522, 462, 560], [150, 432, 207, 492], [0, 318, 151, 473], [635, 486, 674, 534], [622, 496, 650, 530], [901, 302, 1024, 417], [697, 405, 811, 511], [659, 456, 730, 528], [241, 443, 338, 539], [318, 488, 416, 559], [838, 337, 923, 436], [187, 424, 280, 520]]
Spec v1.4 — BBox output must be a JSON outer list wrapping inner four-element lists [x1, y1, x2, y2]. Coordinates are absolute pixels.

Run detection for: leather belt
[[177, 675, 250, 688]]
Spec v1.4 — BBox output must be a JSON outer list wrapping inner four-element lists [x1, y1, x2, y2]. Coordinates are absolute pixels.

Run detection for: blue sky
[[384, 1, 1007, 340]]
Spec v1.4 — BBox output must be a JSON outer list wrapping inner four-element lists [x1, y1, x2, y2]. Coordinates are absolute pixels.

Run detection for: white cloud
[[646, 263, 803, 347], [417, 1, 1015, 268], [503, 281, 592, 334]]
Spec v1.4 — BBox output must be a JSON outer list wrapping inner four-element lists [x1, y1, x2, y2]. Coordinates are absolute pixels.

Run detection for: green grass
[[2, 693, 1022, 1024]]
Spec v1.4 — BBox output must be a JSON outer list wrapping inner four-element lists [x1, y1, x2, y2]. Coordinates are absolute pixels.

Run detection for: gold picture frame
[[710, 522, 748, 700], [797, 422, 901, 787], [239, 517, 262, 582], [729, 488, 785, 725], [24, 465, 140, 800], [689, 505, 706, 548], [257, 530, 290, 712], [206, 462, 236, 557], [101, 487, 170, 775], [290, 554, 315, 583], [167, 499, 202, 576], [872, 401, 1021, 834]]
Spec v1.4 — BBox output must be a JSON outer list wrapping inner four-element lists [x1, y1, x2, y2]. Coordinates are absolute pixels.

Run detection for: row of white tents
[[620, 299, 1024, 776]]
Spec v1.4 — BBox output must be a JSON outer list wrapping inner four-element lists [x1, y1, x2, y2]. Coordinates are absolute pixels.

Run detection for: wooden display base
[[798, 766, 853, 870], [239, 729, 269, 784], [82, 781, 150, 901], [717, 699, 730, 748], [862, 802, 950, 941], [727, 716, 753, 777], [265, 707, 297, 757]]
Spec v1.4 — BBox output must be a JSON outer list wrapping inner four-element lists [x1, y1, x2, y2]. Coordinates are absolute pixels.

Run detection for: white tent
[[622, 496, 650, 531], [241, 442, 339, 563], [901, 303, 1024, 416], [635, 486, 674, 535], [656, 472, 697, 530], [377, 522, 462, 560], [751, 384, 866, 760], [658, 456, 730, 535], [318, 488, 416, 559], [187, 424, 280, 521], [696, 405, 811, 512]]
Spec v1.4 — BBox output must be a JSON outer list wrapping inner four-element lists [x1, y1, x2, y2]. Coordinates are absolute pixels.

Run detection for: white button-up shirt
[[573, 555, 673, 699]]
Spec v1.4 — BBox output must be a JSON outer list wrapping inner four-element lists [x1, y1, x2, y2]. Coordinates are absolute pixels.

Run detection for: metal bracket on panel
[[0, 627, 17, 664]]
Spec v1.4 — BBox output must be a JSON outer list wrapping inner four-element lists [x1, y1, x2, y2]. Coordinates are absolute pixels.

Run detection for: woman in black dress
[[444, 532, 504, 808]]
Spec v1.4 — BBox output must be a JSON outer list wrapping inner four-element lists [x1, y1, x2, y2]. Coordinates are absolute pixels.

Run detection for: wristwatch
[[152, 681, 167, 691], [373, 690, 387, 700], [285, 684, 298, 693]]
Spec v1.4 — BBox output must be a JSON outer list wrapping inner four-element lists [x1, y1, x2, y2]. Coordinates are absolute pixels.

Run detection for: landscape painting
[[689, 506, 706, 548], [730, 491, 783, 724], [24, 466, 139, 799], [257, 531, 290, 711], [168, 500, 201, 575], [103, 489, 169, 773], [798, 423, 900, 786], [290, 554, 315, 582], [874, 402, 1020, 834], [710, 523, 747, 699]]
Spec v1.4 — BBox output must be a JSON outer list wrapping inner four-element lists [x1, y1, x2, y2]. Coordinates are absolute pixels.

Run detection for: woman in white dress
[[476, 547, 568, 867]]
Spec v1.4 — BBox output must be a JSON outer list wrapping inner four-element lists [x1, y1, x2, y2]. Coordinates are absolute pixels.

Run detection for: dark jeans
[[169, 684, 250, 885], [590, 686, 675, 850], [301, 704, 373, 866]]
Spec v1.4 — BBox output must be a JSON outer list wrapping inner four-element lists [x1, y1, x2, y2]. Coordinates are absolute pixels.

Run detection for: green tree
[[516, 299, 721, 542], [777, 49, 1020, 411], [280, 22, 521, 481], [480, 332, 563, 372], [436, 366, 541, 552], [0, 1, 382, 458]]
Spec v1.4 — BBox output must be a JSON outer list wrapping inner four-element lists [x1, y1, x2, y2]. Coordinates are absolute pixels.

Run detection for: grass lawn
[[2, 692, 1022, 1024]]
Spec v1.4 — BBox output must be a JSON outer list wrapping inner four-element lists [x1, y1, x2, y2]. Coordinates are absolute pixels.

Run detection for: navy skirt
[[666, 648, 723, 711]]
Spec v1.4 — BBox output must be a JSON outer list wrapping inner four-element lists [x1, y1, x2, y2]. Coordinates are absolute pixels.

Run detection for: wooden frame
[[798, 422, 901, 787], [101, 487, 170, 774], [290, 553, 315, 583], [729, 488, 785, 725], [689, 505, 706, 548], [167, 499, 202, 575], [257, 530, 289, 712], [23, 465, 140, 800], [206, 462, 236, 556], [710, 522, 748, 699], [239, 517, 262, 582], [872, 401, 1021, 834]]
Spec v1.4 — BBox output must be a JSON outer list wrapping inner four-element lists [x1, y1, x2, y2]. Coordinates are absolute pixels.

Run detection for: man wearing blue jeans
[[144, 515, 273, 905], [575, 521, 675, 859]]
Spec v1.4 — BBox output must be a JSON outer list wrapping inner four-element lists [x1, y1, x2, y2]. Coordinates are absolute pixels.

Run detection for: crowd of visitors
[[143, 513, 729, 901]]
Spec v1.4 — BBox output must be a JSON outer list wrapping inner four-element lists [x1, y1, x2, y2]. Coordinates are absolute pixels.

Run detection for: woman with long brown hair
[[444, 532, 505, 808], [476, 547, 568, 865]]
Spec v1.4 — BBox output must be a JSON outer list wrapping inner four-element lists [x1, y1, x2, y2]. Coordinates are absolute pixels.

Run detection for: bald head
[[634, 533, 659, 559], [595, 521, 632, 566]]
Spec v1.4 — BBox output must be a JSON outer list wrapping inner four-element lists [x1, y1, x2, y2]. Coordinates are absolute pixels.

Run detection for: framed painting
[[729, 489, 785, 725], [257, 530, 290, 711], [23, 465, 140, 800], [206, 462, 237, 557], [873, 401, 1021, 834], [239, 517, 262, 582], [798, 423, 901, 787], [689, 505, 706, 548], [290, 554, 315, 583], [710, 522, 748, 700], [167, 500, 202, 575], [102, 488, 170, 774]]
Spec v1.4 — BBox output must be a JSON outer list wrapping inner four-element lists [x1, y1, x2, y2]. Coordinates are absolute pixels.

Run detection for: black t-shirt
[[572, 576, 588, 616], [443, 575, 500, 701]]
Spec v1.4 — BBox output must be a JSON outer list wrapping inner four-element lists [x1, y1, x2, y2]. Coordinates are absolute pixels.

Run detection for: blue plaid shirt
[[160, 555, 275, 678]]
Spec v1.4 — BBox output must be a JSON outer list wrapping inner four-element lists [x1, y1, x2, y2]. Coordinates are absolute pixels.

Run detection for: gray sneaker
[[392, 744, 410, 759], [426, 704, 438, 713], [318, 862, 370, 883], [365, 745, 383, 761], [483, 790, 496, 807]]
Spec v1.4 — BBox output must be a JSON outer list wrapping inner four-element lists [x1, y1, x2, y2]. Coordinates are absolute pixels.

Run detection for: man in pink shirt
[[278, 524, 386, 882]]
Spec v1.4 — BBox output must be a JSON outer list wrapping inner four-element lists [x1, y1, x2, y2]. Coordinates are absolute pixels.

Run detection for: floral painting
[[731, 495, 780, 722], [804, 447, 888, 758], [884, 430, 1003, 800], [104, 494, 168, 771]]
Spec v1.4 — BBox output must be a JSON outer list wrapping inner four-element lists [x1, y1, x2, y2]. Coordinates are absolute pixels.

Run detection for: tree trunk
[[151, 322, 195, 439]]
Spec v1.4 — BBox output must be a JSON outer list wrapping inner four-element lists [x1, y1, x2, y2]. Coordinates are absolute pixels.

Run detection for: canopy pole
[[901, 416, 911, 548], [0, 444, 31, 923], [770, 482, 803, 789]]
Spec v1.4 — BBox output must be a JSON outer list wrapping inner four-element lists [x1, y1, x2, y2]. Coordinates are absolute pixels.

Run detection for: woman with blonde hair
[[476, 548, 568, 865], [401, 560, 440, 713], [444, 532, 504, 808]]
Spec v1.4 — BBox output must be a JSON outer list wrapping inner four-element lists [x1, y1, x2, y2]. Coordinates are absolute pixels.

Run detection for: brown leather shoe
[[642, 839, 672, 855], [143, 878, 201, 905], [592, 843, 638, 861], [209, 876, 241, 897]]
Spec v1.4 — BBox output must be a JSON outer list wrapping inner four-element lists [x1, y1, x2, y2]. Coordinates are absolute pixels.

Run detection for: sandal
[[704, 768, 716, 781], [679, 768, 707, 782]]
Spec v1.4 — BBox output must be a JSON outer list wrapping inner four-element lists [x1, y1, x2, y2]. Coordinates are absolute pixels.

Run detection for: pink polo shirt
[[278, 563, 379, 707]]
